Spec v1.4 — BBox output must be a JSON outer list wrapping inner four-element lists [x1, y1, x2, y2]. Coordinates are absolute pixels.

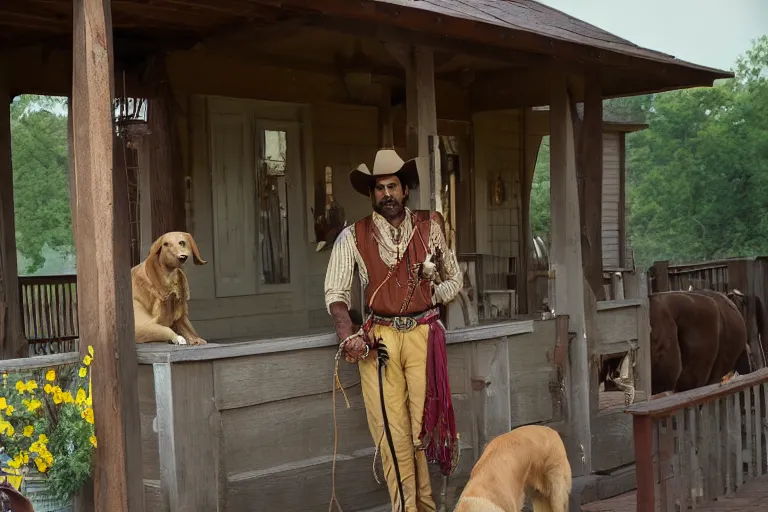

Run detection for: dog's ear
[[145, 233, 167, 292], [183, 232, 207, 265]]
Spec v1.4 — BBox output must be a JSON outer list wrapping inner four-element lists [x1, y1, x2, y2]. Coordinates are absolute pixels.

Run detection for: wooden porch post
[[0, 59, 25, 360], [146, 56, 187, 239], [71, 0, 144, 510], [389, 44, 441, 212], [549, 70, 592, 475], [581, 71, 605, 300]]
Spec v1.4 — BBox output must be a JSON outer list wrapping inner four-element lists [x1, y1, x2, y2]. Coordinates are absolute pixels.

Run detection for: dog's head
[[145, 232, 207, 292], [148, 231, 207, 270]]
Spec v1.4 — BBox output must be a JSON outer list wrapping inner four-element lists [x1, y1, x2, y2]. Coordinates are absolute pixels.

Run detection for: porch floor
[[580, 474, 768, 512]]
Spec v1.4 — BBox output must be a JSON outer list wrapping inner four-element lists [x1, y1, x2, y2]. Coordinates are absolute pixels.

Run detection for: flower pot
[[20, 470, 72, 512]]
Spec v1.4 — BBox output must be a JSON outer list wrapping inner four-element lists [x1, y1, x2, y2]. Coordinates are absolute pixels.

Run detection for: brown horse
[[649, 290, 750, 395]]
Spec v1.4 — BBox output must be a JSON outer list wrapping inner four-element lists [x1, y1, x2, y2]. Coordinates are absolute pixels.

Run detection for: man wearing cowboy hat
[[324, 148, 463, 511]]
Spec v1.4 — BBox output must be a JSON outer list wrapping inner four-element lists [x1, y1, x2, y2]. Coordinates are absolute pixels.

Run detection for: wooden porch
[[0, 1, 733, 511]]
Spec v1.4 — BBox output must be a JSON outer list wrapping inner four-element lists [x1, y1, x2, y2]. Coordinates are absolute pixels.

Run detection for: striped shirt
[[324, 209, 463, 313]]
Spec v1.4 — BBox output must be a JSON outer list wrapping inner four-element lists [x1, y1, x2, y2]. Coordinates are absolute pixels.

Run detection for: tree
[[626, 35, 768, 268], [10, 95, 74, 274]]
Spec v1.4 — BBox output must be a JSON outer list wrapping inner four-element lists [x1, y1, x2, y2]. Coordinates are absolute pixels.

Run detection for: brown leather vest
[[355, 210, 434, 316]]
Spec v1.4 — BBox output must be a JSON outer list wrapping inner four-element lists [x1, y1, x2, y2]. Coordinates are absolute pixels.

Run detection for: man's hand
[[343, 335, 367, 363]]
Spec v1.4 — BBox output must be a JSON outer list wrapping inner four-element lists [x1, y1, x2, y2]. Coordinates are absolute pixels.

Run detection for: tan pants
[[358, 324, 437, 512]]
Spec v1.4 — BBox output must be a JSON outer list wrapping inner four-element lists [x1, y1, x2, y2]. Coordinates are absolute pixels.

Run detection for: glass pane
[[259, 129, 290, 285]]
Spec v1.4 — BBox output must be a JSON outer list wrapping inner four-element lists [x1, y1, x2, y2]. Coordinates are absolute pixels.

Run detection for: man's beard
[[373, 197, 405, 220]]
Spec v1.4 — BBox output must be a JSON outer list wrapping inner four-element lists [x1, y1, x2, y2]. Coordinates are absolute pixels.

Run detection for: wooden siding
[[472, 109, 523, 260], [602, 132, 622, 269], [133, 319, 573, 511]]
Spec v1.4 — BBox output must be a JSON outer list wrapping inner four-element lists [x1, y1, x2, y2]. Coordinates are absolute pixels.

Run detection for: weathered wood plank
[[154, 362, 219, 511], [138, 365, 159, 482], [549, 69, 591, 474], [508, 319, 556, 427], [591, 409, 634, 472], [0, 352, 79, 371], [71, 0, 144, 509], [213, 345, 358, 410], [220, 384, 370, 475], [474, 338, 511, 445], [754, 385, 763, 477], [627, 368, 768, 417], [134, 320, 535, 364], [595, 306, 638, 356], [0, 59, 24, 359]]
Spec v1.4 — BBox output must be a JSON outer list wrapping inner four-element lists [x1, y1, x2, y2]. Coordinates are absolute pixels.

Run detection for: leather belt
[[371, 308, 440, 332]]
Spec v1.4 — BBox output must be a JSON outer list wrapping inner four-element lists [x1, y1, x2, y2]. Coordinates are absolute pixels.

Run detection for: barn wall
[[472, 109, 523, 260], [155, 48, 472, 341], [601, 132, 622, 270]]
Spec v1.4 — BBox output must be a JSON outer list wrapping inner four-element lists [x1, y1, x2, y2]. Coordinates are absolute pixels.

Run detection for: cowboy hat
[[349, 149, 420, 197]]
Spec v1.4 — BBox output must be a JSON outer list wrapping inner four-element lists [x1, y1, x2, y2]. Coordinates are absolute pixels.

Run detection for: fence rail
[[18, 274, 79, 355], [627, 368, 768, 512]]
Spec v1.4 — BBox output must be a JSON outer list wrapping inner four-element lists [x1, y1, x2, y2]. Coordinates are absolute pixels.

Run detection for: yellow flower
[[76, 388, 87, 405], [0, 419, 12, 435], [89, 435, 98, 448], [38, 433, 49, 444], [23, 398, 42, 412], [23, 425, 34, 437], [34, 458, 48, 473], [5, 405, 14, 416], [44, 383, 53, 394], [46, 369, 56, 382], [88, 345, 94, 357], [0, 397, 6, 410], [52, 390, 63, 405], [83, 354, 92, 366], [81, 407, 94, 425], [14, 380, 37, 394], [62, 391, 74, 404], [78, 367, 87, 378]]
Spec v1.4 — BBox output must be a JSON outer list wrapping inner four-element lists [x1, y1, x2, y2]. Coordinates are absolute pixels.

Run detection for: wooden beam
[[392, 44, 440, 211], [580, 70, 605, 300], [517, 109, 530, 315], [0, 59, 25, 359], [548, 68, 592, 476], [71, 0, 144, 510], [146, 56, 187, 238]]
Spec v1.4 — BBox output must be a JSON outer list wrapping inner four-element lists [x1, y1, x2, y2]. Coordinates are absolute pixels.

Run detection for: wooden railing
[[627, 368, 768, 511], [18, 274, 79, 355]]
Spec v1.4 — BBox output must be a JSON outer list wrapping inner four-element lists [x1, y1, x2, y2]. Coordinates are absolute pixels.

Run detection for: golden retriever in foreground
[[131, 232, 207, 345], [455, 425, 572, 512]]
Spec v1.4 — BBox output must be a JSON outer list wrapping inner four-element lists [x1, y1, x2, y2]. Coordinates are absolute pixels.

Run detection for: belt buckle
[[393, 316, 417, 332]]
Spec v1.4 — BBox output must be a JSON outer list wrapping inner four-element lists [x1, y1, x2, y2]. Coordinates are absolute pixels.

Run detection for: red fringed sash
[[419, 320, 459, 476]]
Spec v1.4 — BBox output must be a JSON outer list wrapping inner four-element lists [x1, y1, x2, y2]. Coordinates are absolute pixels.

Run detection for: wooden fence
[[627, 368, 768, 511], [18, 274, 79, 355], [650, 257, 768, 370]]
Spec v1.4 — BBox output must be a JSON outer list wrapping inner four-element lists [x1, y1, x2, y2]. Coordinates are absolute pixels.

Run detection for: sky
[[536, 0, 768, 71]]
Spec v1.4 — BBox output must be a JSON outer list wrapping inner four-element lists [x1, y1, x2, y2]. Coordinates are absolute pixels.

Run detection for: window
[[258, 129, 290, 285]]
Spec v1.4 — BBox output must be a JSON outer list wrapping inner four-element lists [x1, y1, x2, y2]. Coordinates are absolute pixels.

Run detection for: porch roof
[[2, 0, 732, 101]]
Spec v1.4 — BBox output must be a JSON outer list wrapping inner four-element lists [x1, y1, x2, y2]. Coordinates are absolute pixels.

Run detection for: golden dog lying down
[[131, 231, 207, 345], [455, 425, 572, 512]]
